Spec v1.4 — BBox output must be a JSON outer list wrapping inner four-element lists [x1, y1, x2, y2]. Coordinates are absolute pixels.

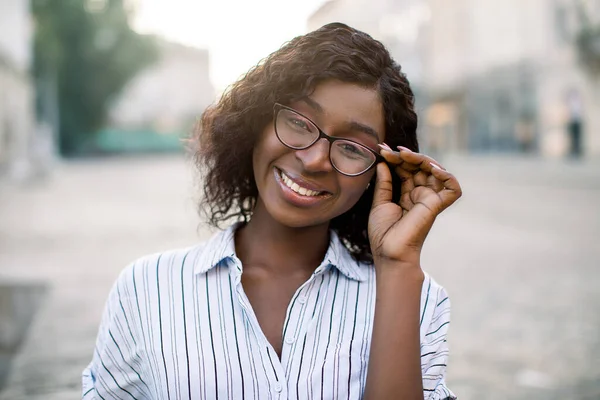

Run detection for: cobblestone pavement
[[0, 154, 598, 400]]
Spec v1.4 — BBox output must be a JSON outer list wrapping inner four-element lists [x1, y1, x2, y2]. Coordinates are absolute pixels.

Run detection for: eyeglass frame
[[273, 103, 385, 177]]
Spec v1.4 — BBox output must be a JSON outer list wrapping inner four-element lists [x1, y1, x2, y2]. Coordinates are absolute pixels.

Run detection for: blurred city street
[[0, 154, 598, 400], [2, 0, 600, 399]]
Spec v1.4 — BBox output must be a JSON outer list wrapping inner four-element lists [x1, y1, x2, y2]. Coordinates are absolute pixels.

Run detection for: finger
[[427, 173, 444, 192], [429, 165, 463, 208], [394, 164, 414, 180], [378, 146, 421, 172], [397, 146, 446, 170], [397, 159, 442, 191], [397, 146, 446, 173], [372, 162, 393, 208], [399, 191, 414, 212], [396, 167, 415, 211], [413, 170, 429, 187], [394, 165, 415, 195]]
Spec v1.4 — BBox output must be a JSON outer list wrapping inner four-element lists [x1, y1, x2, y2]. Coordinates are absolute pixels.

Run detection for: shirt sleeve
[[419, 274, 457, 400], [82, 267, 152, 399]]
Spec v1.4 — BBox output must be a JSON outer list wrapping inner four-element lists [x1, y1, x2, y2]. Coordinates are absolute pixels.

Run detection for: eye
[[284, 114, 313, 133], [290, 117, 310, 130], [338, 142, 370, 158]]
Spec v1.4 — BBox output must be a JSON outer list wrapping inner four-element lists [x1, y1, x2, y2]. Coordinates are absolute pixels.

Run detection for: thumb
[[372, 162, 393, 208]]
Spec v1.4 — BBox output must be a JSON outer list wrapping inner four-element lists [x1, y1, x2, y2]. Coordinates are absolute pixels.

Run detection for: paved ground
[[0, 153, 598, 400]]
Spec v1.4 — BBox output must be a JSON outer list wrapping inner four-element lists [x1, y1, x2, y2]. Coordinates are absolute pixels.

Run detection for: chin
[[265, 200, 331, 229], [276, 209, 328, 229]]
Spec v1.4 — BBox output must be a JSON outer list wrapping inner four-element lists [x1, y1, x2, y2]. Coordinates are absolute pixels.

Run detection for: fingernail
[[430, 162, 442, 170], [378, 143, 392, 151], [397, 146, 411, 152]]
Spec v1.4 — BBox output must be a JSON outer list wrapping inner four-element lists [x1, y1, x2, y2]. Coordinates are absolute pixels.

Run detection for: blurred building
[[308, 0, 436, 155], [0, 0, 36, 179], [108, 39, 215, 136], [308, 0, 600, 158], [307, 0, 429, 88], [423, 0, 600, 157]]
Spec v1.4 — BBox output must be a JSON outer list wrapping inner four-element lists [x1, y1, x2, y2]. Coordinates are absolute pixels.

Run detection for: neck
[[235, 200, 330, 276]]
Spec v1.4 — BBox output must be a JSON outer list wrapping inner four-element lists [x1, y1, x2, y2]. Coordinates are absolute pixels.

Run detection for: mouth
[[274, 167, 331, 206]]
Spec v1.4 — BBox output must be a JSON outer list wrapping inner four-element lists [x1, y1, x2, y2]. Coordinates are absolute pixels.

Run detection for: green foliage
[[576, 26, 600, 74], [574, 0, 600, 74], [32, 0, 157, 155]]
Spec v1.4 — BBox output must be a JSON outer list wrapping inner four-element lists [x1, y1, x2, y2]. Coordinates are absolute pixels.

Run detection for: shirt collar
[[193, 223, 368, 282]]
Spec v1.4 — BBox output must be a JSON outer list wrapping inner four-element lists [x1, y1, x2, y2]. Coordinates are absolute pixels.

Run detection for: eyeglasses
[[273, 103, 384, 177]]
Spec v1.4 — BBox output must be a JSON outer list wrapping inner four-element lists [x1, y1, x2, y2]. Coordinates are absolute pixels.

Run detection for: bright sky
[[133, 0, 328, 92]]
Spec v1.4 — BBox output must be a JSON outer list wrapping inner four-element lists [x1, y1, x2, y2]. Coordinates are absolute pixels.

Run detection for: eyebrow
[[347, 121, 380, 142], [301, 96, 324, 114], [300, 97, 381, 141]]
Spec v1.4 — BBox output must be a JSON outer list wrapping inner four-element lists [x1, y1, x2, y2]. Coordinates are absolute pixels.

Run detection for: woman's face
[[252, 80, 385, 228]]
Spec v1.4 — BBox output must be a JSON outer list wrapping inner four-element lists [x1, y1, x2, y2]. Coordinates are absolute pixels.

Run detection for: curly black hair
[[194, 22, 418, 262]]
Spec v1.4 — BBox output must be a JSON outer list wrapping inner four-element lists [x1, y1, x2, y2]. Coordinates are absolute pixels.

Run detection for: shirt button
[[274, 383, 282, 392], [285, 335, 295, 344], [298, 296, 307, 304]]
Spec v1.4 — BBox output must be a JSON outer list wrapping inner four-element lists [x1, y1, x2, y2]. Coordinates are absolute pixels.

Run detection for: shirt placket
[[229, 257, 329, 399], [228, 257, 288, 398], [279, 274, 319, 366], [279, 263, 333, 394]]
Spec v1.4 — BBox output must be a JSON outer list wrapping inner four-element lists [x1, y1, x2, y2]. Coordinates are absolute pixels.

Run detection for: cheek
[[253, 131, 274, 171], [252, 140, 269, 189], [252, 128, 289, 187], [338, 173, 374, 208]]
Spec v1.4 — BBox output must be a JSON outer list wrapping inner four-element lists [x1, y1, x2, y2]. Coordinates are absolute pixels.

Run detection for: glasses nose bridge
[[274, 105, 375, 176], [294, 129, 333, 172], [316, 127, 335, 144], [306, 131, 333, 158]]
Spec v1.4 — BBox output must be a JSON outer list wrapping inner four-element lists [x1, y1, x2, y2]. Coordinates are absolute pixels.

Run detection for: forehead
[[300, 80, 385, 142]]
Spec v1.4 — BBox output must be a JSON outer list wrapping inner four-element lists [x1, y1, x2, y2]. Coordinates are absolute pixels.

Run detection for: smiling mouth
[[276, 169, 327, 197]]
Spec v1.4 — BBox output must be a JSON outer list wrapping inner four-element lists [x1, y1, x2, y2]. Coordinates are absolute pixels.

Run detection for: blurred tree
[[575, 0, 600, 74], [32, 0, 157, 155]]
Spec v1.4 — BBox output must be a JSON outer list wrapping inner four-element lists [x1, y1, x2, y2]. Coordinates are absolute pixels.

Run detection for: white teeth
[[279, 170, 322, 197]]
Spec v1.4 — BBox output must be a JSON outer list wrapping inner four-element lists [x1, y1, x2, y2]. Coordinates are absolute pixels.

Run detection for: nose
[[294, 138, 333, 173]]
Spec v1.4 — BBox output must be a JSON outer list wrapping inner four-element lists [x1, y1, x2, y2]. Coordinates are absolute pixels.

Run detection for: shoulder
[[358, 265, 450, 316], [110, 225, 238, 298], [420, 272, 450, 311], [111, 241, 210, 298], [419, 272, 451, 341]]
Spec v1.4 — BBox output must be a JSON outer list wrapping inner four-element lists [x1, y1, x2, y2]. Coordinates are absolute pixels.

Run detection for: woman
[[83, 23, 461, 399]]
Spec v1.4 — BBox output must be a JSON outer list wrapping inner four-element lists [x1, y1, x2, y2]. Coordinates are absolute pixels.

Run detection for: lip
[[275, 167, 331, 194], [273, 168, 332, 207]]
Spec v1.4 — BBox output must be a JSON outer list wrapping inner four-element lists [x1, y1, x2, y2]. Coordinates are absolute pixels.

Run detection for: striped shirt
[[82, 224, 455, 399]]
